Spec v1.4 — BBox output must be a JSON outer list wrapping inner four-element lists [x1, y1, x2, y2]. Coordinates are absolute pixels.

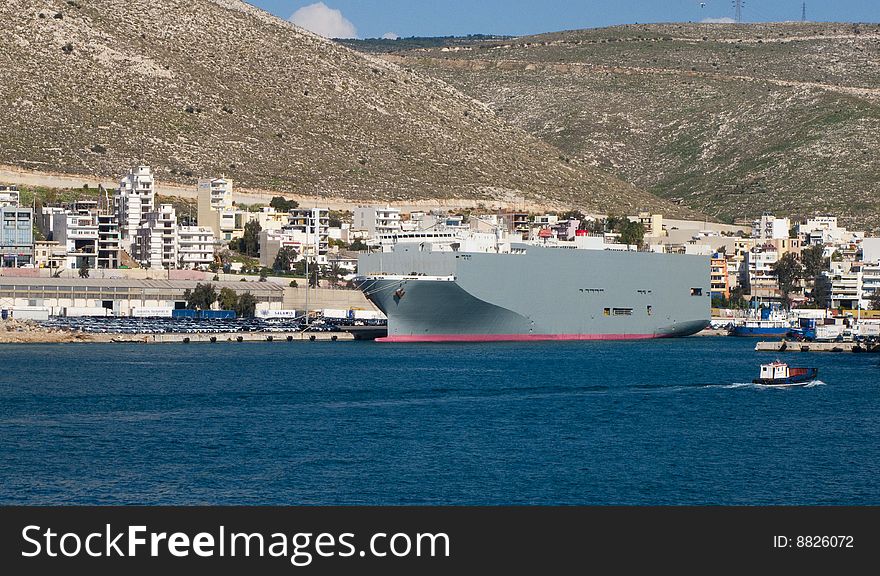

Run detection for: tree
[[273, 246, 298, 273], [184, 283, 217, 310], [235, 292, 258, 318], [259, 267, 270, 282], [772, 253, 803, 309], [618, 220, 646, 248], [241, 220, 262, 257], [728, 285, 748, 309], [349, 239, 368, 251], [559, 210, 586, 222], [78, 259, 90, 279], [269, 196, 299, 212], [325, 262, 344, 287], [605, 215, 626, 232], [801, 244, 827, 278], [218, 287, 238, 311], [870, 291, 880, 311], [810, 275, 831, 309], [587, 218, 606, 234]]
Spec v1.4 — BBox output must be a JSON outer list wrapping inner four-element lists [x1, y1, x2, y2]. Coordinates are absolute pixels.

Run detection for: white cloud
[[701, 17, 736, 24], [382, 32, 400, 40], [290, 2, 357, 39]]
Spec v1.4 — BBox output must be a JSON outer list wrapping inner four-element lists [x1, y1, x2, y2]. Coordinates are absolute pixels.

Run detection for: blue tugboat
[[753, 361, 818, 387], [729, 308, 791, 337]]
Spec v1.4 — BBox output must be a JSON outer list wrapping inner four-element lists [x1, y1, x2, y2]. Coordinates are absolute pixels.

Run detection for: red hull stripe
[[377, 333, 663, 343]]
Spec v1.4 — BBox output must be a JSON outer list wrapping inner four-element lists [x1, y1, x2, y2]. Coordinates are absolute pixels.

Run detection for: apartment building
[[115, 166, 156, 246]]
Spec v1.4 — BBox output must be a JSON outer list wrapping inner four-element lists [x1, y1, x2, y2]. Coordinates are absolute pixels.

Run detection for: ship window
[[612, 308, 633, 316], [647, 305, 653, 316], [690, 288, 703, 296], [603, 308, 610, 316]]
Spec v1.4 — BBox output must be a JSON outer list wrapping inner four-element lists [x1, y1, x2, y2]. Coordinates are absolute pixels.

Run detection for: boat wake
[[719, 380, 826, 390]]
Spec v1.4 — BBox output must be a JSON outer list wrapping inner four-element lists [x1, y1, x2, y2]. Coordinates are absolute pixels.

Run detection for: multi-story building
[[827, 269, 862, 310], [288, 208, 329, 265], [259, 228, 305, 269], [638, 212, 665, 238], [115, 166, 156, 246], [256, 207, 288, 232], [133, 205, 177, 269], [177, 226, 215, 269], [0, 185, 21, 207], [710, 256, 730, 300], [39, 203, 119, 270], [353, 206, 401, 238], [33, 240, 67, 271], [746, 244, 782, 299], [753, 213, 791, 241], [196, 177, 233, 239], [510, 212, 530, 239], [97, 214, 121, 269], [52, 211, 98, 270], [860, 264, 880, 308], [1, 206, 34, 267], [533, 214, 559, 227], [862, 238, 880, 264], [798, 215, 840, 245]]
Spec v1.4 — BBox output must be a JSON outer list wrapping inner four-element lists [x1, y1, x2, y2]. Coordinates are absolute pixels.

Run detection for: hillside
[[0, 0, 697, 218], [366, 23, 880, 228]]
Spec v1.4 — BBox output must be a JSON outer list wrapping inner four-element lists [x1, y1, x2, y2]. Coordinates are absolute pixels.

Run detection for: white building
[[288, 208, 329, 264], [753, 213, 790, 241], [828, 269, 862, 310], [0, 185, 20, 207], [52, 211, 98, 270], [133, 204, 177, 269], [746, 244, 781, 298], [256, 207, 288, 232], [115, 166, 156, 246], [354, 206, 401, 237], [177, 225, 215, 269], [861, 238, 880, 264], [861, 264, 880, 308]]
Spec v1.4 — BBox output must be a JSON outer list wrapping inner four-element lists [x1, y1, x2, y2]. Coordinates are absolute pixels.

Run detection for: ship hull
[[356, 246, 710, 342]]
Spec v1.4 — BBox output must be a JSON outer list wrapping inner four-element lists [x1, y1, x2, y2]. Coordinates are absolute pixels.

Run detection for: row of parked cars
[[37, 316, 362, 335]]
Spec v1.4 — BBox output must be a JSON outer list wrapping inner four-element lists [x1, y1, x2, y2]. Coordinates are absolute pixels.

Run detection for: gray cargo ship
[[355, 243, 710, 342]]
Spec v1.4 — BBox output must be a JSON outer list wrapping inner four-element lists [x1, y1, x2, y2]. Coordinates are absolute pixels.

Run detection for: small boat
[[753, 361, 818, 387]]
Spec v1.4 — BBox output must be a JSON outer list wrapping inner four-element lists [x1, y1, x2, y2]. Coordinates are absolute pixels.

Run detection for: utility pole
[[734, 0, 743, 23], [801, 2, 806, 22]]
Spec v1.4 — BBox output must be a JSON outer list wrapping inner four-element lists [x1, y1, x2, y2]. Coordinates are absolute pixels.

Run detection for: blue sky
[[252, 1, 879, 38]]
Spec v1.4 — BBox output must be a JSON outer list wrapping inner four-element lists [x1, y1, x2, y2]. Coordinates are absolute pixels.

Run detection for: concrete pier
[[756, 340, 880, 353]]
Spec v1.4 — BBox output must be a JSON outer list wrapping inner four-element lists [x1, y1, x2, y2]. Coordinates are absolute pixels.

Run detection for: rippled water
[[1, 338, 878, 504]]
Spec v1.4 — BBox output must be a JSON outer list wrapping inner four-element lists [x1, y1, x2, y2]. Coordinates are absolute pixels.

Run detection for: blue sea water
[[0, 338, 878, 505]]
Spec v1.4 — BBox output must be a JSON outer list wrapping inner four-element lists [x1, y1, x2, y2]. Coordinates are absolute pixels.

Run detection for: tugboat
[[753, 361, 818, 387]]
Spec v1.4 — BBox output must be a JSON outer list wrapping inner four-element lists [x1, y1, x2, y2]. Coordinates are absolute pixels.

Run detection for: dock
[[112, 332, 355, 344], [756, 340, 880, 353]]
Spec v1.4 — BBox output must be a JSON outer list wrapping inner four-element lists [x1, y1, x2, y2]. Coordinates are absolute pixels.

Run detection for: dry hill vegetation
[[370, 23, 880, 228], [0, 0, 698, 217]]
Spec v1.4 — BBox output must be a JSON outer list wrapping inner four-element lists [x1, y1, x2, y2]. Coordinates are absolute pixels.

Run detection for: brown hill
[[371, 23, 880, 228], [0, 1, 697, 217]]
